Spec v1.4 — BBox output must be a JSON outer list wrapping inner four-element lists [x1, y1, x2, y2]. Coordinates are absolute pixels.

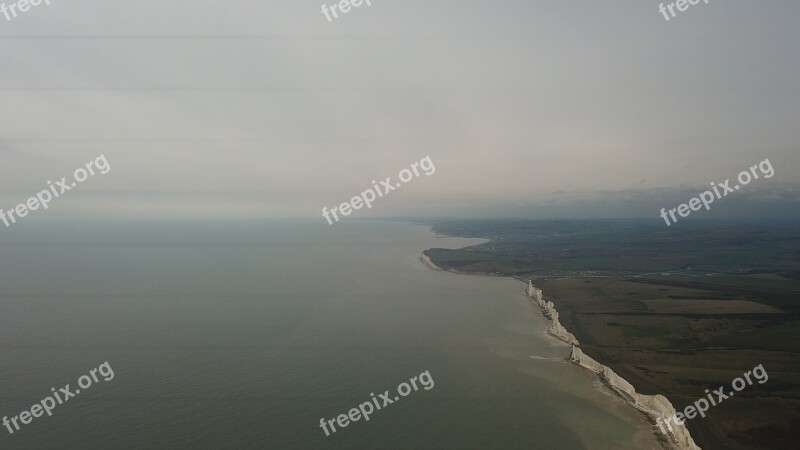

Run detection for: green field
[[424, 220, 800, 449]]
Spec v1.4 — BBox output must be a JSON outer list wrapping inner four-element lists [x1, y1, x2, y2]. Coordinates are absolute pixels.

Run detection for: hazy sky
[[1, 1, 798, 221]]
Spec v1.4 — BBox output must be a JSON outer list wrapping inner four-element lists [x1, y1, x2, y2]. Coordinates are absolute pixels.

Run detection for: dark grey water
[[0, 220, 655, 449]]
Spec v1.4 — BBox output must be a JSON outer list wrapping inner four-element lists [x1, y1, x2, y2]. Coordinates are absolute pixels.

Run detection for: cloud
[[0, 1, 798, 219]]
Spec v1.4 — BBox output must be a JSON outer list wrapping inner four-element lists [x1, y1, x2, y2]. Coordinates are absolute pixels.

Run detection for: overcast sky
[[1, 1, 798, 221]]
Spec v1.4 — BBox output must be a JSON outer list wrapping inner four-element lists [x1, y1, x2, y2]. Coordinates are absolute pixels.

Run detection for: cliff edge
[[421, 252, 442, 271], [527, 281, 700, 450], [525, 281, 579, 345]]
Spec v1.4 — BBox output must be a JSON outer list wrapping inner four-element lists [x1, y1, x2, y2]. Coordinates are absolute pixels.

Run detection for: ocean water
[[0, 220, 656, 449]]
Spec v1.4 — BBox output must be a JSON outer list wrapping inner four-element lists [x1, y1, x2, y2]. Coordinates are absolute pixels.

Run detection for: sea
[[0, 219, 658, 449]]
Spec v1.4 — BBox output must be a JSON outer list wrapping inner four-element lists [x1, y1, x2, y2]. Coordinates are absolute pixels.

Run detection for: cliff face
[[569, 345, 700, 450], [421, 252, 442, 271], [525, 281, 579, 345], [528, 281, 701, 450]]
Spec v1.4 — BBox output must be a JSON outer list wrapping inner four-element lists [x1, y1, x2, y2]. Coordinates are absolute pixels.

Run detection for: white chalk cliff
[[525, 281, 579, 345], [527, 281, 701, 450], [421, 252, 442, 271]]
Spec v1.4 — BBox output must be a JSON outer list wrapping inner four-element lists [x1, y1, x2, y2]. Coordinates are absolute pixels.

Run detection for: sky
[[1, 0, 798, 221]]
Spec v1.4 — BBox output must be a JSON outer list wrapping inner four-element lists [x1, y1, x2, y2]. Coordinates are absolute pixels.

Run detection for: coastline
[[420, 252, 442, 271], [525, 281, 700, 450], [419, 249, 700, 450], [524, 282, 579, 345]]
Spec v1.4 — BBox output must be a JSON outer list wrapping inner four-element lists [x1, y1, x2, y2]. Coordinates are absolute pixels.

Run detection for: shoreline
[[420, 253, 442, 271], [525, 281, 700, 450], [419, 250, 700, 450], [524, 282, 580, 345]]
